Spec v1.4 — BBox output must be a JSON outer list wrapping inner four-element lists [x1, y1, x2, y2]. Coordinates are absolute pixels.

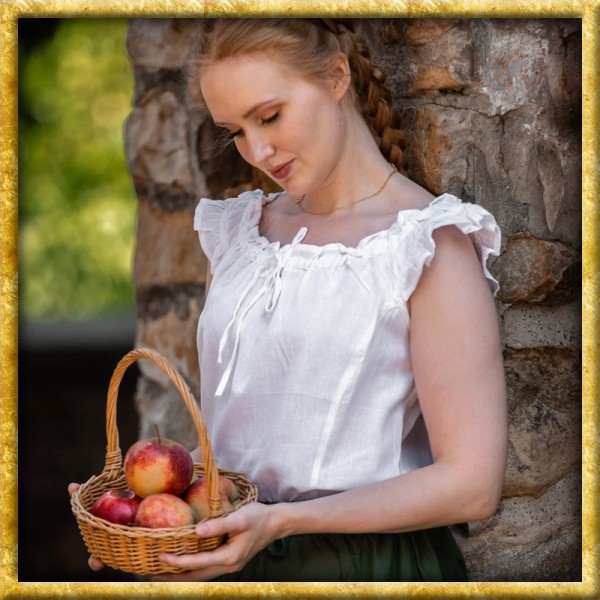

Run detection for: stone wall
[[124, 18, 581, 581]]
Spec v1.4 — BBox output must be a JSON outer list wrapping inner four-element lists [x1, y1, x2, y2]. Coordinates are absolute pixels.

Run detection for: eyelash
[[228, 112, 280, 140]]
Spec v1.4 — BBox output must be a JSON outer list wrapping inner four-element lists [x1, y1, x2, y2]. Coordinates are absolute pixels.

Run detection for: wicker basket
[[70, 348, 258, 575]]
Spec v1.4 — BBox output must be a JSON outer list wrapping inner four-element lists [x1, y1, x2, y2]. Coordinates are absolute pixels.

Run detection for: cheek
[[309, 94, 342, 133], [285, 108, 330, 153], [302, 106, 344, 159]]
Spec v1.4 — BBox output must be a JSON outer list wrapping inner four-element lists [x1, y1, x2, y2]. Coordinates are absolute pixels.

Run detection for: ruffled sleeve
[[194, 190, 263, 271], [396, 194, 501, 303]]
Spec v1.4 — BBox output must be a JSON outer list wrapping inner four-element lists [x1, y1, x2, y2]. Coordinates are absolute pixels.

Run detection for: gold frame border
[[1, 0, 595, 597]]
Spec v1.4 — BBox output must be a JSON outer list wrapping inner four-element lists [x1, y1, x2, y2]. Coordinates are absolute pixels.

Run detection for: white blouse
[[194, 189, 500, 503]]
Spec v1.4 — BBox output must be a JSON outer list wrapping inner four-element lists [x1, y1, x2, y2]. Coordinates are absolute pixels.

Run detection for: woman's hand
[[68, 483, 105, 572], [151, 502, 282, 582]]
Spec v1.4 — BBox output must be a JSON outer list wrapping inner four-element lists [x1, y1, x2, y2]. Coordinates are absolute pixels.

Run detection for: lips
[[268, 160, 293, 180]]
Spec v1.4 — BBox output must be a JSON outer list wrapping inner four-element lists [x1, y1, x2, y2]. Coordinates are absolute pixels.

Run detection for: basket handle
[[103, 347, 223, 518]]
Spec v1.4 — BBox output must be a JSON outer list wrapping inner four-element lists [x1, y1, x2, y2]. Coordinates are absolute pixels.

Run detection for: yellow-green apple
[[124, 427, 193, 498], [134, 493, 195, 528], [90, 488, 142, 525], [219, 476, 240, 503], [183, 476, 237, 522]]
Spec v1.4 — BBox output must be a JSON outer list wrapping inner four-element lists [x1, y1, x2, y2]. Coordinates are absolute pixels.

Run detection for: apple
[[183, 475, 237, 522], [124, 426, 193, 498], [134, 493, 195, 528], [90, 488, 142, 526], [219, 476, 240, 504]]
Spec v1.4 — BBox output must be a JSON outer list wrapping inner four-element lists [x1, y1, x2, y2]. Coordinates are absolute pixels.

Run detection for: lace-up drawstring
[[215, 227, 308, 396]]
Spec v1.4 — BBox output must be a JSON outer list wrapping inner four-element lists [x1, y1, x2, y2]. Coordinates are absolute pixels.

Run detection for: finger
[[158, 552, 213, 571], [159, 543, 235, 572], [68, 483, 80, 496], [196, 512, 239, 538], [88, 556, 105, 571]]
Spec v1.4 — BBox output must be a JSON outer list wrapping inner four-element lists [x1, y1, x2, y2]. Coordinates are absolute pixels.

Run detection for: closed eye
[[259, 112, 279, 125], [225, 112, 280, 141], [226, 128, 243, 140]]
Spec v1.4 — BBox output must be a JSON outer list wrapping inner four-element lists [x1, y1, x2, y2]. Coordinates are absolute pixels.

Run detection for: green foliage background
[[19, 19, 136, 321]]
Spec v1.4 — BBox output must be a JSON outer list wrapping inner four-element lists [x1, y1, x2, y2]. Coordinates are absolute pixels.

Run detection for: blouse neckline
[[250, 190, 454, 254]]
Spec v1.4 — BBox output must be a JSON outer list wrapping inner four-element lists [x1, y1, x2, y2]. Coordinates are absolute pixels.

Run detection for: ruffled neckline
[[244, 189, 460, 255]]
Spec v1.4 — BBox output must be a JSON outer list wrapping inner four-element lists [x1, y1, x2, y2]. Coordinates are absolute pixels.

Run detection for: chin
[[275, 181, 300, 198], [280, 184, 299, 197], [263, 166, 306, 196], [279, 175, 315, 198]]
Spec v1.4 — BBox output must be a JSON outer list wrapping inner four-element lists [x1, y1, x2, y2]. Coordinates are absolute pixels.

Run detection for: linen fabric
[[194, 190, 500, 504]]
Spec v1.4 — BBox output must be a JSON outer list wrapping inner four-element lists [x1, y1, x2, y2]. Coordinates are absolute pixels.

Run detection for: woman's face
[[200, 53, 349, 196]]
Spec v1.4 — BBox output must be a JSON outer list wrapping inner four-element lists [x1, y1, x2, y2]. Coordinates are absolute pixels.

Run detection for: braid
[[337, 24, 408, 172]]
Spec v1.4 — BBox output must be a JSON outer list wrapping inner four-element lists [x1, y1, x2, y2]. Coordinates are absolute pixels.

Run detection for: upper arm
[[408, 225, 507, 497]]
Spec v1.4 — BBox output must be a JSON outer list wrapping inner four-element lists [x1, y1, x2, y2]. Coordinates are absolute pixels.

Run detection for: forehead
[[199, 54, 311, 121]]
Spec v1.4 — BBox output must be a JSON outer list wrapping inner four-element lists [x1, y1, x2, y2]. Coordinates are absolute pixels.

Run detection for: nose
[[245, 130, 275, 165]]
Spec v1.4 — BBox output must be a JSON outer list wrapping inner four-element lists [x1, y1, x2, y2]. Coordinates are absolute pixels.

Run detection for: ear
[[329, 52, 352, 102]]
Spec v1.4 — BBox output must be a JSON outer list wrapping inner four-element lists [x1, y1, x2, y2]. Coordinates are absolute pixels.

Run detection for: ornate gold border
[[1, 0, 595, 597]]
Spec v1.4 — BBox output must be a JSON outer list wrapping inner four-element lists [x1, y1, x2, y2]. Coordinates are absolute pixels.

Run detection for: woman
[[72, 18, 507, 582]]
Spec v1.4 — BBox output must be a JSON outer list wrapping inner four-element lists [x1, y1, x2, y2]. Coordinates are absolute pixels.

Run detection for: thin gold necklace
[[294, 164, 398, 216]]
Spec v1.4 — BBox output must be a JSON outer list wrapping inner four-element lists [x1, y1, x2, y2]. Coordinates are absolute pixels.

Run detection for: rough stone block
[[473, 20, 554, 116], [403, 19, 460, 46], [409, 64, 465, 95], [459, 471, 581, 581], [382, 19, 471, 98], [497, 113, 580, 247], [502, 301, 581, 350], [134, 200, 207, 289], [125, 89, 194, 191], [503, 347, 581, 497], [403, 105, 456, 194], [135, 295, 204, 385], [127, 19, 199, 70], [493, 232, 580, 305]]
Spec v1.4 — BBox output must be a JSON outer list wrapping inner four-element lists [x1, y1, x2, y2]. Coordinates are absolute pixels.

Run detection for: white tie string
[[215, 226, 308, 396]]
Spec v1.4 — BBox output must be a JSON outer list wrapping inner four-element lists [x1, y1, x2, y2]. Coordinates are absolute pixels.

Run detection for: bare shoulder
[[388, 173, 436, 211], [429, 224, 484, 280], [411, 223, 492, 313], [430, 222, 477, 254]]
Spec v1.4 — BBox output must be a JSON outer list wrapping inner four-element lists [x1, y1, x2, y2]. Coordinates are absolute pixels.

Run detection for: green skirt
[[213, 526, 467, 582]]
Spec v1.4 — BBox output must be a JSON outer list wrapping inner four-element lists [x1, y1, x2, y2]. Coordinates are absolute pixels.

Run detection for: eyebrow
[[214, 98, 279, 127]]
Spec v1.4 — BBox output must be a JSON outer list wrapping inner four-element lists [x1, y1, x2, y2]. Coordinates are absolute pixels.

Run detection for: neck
[[298, 112, 392, 214]]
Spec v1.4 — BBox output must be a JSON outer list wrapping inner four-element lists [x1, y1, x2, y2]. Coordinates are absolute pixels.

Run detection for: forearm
[[272, 461, 498, 539], [159, 448, 501, 579]]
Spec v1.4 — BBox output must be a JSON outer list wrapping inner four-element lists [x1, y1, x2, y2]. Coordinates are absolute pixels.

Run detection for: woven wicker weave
[[70, 348, 258, 575]]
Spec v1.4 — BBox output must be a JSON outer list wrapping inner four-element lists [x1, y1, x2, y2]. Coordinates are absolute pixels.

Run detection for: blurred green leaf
[[19, 19, 136, 321]]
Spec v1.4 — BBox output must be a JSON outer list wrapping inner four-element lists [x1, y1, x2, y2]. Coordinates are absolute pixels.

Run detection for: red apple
[[134, 493, 195, 528], [90, 488, 142, 526], [183, 476, 236, 522], [124, 427, 193, 498]]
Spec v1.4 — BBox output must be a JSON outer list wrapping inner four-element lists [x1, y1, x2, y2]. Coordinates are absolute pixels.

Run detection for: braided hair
[[192, 18, 407, 172], [333, 21, 408, 171]]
